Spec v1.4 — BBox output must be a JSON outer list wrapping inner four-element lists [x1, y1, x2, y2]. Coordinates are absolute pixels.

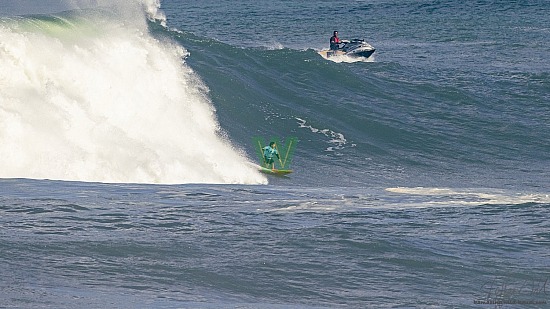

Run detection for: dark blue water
[[1, 1, 549, 308]]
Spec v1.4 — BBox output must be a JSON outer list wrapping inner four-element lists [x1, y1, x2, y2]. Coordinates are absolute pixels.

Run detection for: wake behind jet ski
[[319, 31, 376, 60]]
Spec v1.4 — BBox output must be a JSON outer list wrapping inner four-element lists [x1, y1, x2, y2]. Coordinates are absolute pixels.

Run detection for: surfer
[[330, 31, 342, 50], [263, 142, 280, 170]]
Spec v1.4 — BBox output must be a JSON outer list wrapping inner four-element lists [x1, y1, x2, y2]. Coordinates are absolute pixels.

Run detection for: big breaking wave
[[0, 0, 266, 184]]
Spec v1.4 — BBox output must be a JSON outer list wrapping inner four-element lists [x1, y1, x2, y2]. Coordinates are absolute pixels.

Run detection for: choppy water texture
[[2, 179, 549, 308], [1, 0, 549, 308]]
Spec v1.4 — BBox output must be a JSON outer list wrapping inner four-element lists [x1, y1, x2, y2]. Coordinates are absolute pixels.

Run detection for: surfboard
[[259, 167, 293, 176]]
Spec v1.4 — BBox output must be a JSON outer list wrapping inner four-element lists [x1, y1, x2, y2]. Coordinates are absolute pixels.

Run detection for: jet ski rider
[[330, 31, 342, 50]]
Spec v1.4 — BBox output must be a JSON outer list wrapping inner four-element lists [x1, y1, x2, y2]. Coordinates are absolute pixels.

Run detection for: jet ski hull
[[319, 39, 375, 60], [352, 49, 376, 58]]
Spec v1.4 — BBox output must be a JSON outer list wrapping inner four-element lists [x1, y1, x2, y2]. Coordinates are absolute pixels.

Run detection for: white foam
[[318, 51, 375, 63], [295, 117, 351, 151], [386, 187, 550, 206], [0, 11, 266, 184]]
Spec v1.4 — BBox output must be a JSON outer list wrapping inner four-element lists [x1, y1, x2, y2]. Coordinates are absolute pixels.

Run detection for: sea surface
[[1, 0, 549, 308]]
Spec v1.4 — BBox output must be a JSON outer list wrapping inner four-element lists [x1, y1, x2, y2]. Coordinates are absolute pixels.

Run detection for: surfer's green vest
[[263, 146, 278, 159]]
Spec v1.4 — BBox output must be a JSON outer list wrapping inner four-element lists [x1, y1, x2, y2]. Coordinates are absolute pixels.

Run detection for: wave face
[[161, 0, 550, 189], [170, 33, 550, 189], [0, 3, 266, 184]]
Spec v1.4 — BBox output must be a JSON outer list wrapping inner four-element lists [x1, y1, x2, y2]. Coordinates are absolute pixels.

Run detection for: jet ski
[[318, 39, 376, 59]]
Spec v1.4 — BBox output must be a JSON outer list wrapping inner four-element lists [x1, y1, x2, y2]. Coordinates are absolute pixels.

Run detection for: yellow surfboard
[[259, 167, 293, 176]]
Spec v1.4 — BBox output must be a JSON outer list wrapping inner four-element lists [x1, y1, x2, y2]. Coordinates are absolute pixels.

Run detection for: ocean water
[[1, 0, 549, 308]]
